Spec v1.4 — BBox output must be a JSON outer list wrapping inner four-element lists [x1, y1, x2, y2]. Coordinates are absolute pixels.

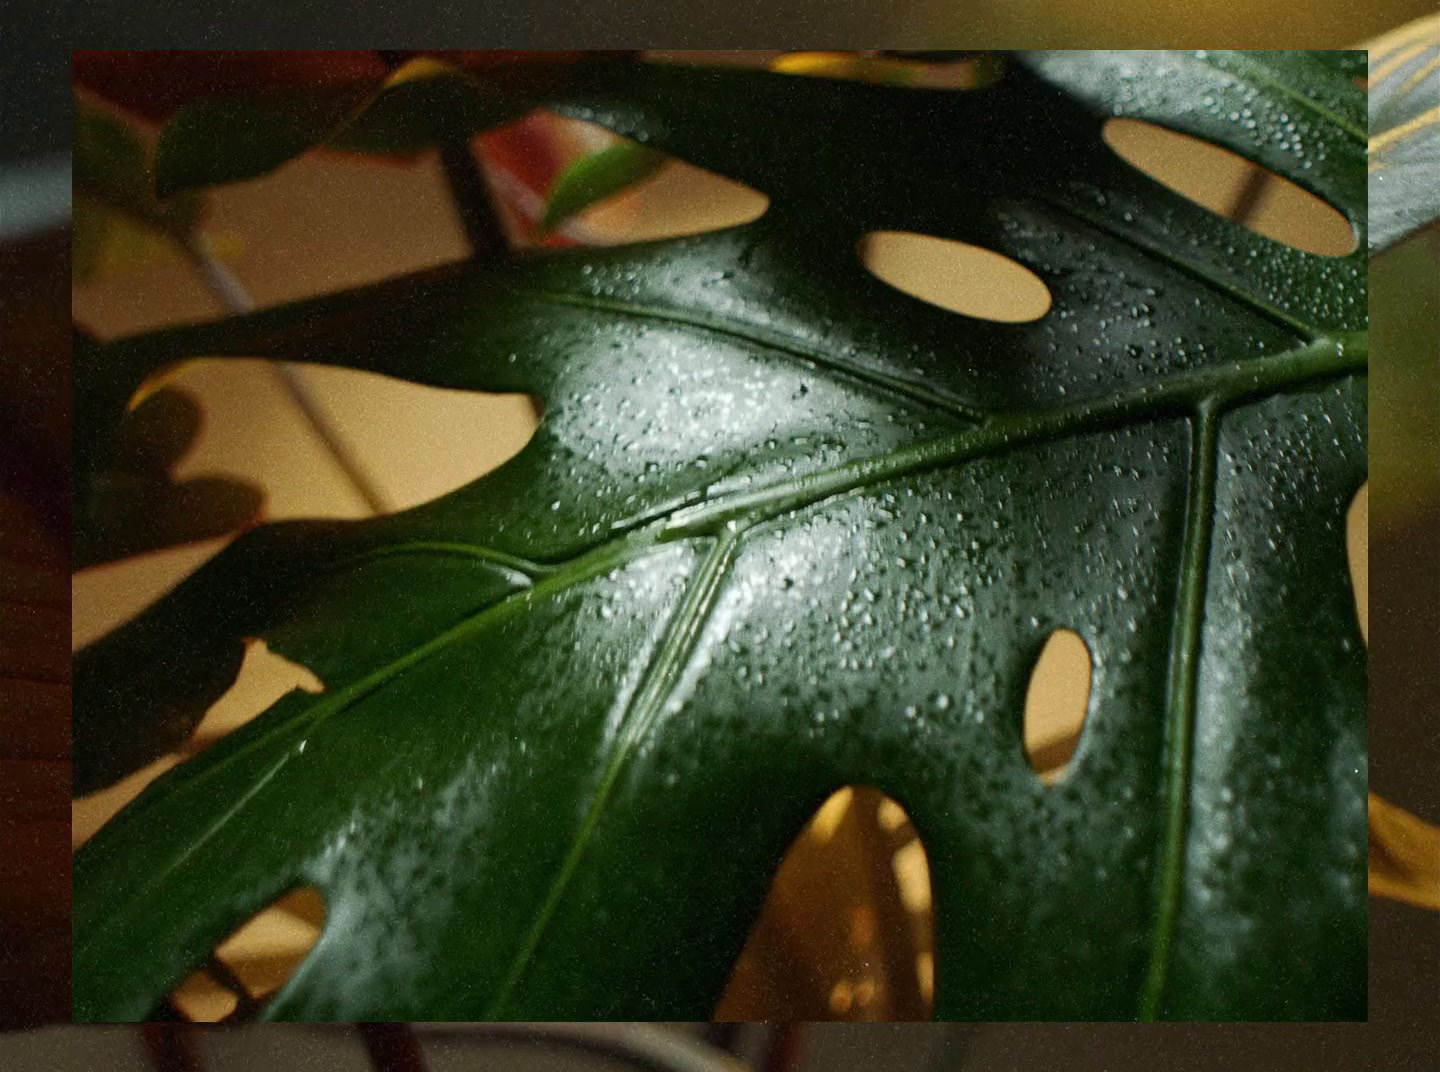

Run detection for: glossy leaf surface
[[74, 52, 1368, 1021]]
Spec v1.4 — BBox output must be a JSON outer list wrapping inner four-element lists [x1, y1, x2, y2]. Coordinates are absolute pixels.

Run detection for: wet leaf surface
[[74, 52, 1367, 1021]]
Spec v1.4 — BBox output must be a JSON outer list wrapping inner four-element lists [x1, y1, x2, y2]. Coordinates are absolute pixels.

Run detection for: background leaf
[[153, 56, 597, 197], [154, 85, 373, 198], [1367, 14, 1440, 254]]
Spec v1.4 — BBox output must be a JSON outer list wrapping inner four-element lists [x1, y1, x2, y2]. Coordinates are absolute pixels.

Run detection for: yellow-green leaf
[[75, 98, 205, 241]]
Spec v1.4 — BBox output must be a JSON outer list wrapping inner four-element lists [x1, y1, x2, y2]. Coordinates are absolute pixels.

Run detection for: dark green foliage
[[74, 52, 1367, 1021]]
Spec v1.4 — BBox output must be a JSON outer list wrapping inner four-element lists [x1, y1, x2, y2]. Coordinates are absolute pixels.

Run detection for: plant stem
[[373, 48, 512, 263], [438, 138, 512, 263]]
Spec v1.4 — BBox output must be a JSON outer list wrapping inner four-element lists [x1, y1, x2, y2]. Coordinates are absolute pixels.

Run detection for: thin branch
[[438, 137, 513, 263], [373, 48, 512, 263]]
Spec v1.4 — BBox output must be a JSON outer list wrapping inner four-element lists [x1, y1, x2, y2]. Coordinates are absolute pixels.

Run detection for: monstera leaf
[[73, 52, 1367, 1021]]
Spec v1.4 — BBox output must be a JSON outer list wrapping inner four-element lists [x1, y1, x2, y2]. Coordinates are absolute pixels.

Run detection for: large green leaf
[[1368, 15, 1440, 254], [73, 52, 1367, 1021]]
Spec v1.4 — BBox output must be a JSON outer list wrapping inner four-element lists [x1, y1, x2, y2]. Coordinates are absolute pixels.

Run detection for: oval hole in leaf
[[167, 885, 326, 1022], [1024, 628, 1093, 785], [482, 113, 768, 247], [1348, 482, 1367, 646], [1102, 118, 1357, 257], [715, 786, 934, 1020], [275, 365, 540, 515], [859, 231, 1052, 322]]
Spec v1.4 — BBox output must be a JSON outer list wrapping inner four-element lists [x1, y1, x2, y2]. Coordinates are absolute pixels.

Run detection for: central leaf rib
[[657, 334, 1363, 542], [484, 528, 742, 1016], [1141, 402, 1220, 1019]]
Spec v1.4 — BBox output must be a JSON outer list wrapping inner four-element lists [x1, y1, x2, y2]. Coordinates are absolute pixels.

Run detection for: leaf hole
[[1024, 628, 1093, 785], [858, 231, 1052, 322], [1102, 118, 1357, 257], [480, 112, 768, 247], [272, 364, 540, 516], [1348, 482, 1367, 647], [70, 640, 327, 847], [182, 638, 325, 754], [715, 786, 934, 1021], [165, 885, 326, 1022]]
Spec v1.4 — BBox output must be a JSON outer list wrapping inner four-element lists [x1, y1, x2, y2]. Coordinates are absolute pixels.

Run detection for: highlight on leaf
[[770, 51, 1004, 90]]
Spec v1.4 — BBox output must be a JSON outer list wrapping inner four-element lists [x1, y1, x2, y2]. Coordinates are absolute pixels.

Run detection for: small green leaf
[[74, 98, 205, 240], [1368, 15, 1440, 254], [539, 142, 665, 234]]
